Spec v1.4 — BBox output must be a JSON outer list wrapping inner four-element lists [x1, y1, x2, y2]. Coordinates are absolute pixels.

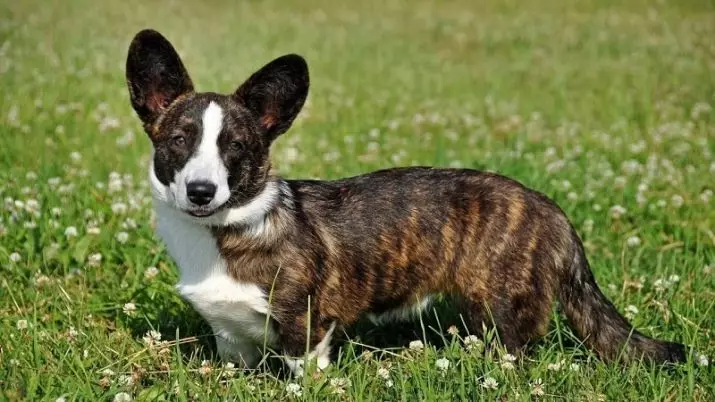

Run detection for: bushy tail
[[559, 232, 685, 364]]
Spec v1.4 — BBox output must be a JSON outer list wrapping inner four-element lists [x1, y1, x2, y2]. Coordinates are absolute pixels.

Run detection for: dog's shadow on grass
[[338, 302, 469, 355]]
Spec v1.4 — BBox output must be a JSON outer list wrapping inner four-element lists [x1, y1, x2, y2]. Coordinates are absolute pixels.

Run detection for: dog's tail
[[559, 231, 686, 364]]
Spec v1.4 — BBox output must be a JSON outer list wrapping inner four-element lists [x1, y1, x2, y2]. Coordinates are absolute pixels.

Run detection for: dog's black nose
[[186, 181, 216, 206]]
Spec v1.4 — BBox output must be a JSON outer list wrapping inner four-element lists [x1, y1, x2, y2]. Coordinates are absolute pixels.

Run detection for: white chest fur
[[153, 203, 277, 346]]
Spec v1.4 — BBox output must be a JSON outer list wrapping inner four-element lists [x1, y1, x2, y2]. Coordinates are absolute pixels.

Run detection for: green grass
[[1, 0, 714, 400]]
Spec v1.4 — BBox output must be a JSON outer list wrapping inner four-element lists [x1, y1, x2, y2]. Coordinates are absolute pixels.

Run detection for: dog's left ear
[[234, 54, 309, 142], [126, 29, 194, 133]]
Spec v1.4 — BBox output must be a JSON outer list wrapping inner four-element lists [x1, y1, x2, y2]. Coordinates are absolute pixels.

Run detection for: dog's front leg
[[215, 333, 262, 369], [278, 317, 337, 377]]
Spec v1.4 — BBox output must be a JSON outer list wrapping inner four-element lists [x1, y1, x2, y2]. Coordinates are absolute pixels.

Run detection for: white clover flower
[[653, 278, 667, 292], [123, 302, 136, 316], [116, 130, 136, 147], [329, 377, 351, 394], [122, 218, 137, 230], [113, 392, 132, 402], [108, 179, 123, 193], [447, 325, 459, 335], [9, 252, 22, 263], [463, 335, 483, 351], [198, 359, 212, 376], [143, 330, 162, 346], [570, 363, 580, 372], [111, 203, 128, 214], [101, 368, 116, 376], [545, 160, 565, 174], [87, 253, 102, 267], [636, 192, 648, 206], [668, 274, 680, 284], [700, 189, 713, 204], [64, 226, 78, 238], [614, 176, 627, 188], [610, 205, 626, 219], [501, 355, 517, 370], [626, 236, 641, 248], [582, 219, 594, 233], [409, 340, 424, 351], [547, 359, 564, 371], [481, 376, 498, 389], [55, 396, 67, 402], [696, 353, 709, 367], [435, 357, 450, 371], [377, 367, 391, 380], [67, 327, 79, 341], [670, 194, 684, 208], [87, 226, 101, 236], [531, 378, 545, 397], [285, 383, 302, 398], [622, 160, 641, 175], [116, 232, 129, 244], [690, 102, 711, 120], [624, 305, 639, 320], [51, 207, 62, 217], [70, 152, 82, 162], [144, 266, 159, 280], [25, 199, 39, 211], [118, 375, 134, 386], [16, 319, 28, 330], [283, 147, 299, 163]]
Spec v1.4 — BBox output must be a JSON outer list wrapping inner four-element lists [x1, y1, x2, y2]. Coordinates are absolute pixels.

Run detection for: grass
[[1, 0, 714, 400]]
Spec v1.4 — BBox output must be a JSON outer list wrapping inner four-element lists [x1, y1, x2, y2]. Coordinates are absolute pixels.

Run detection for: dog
[[125, 29, 686, 375]]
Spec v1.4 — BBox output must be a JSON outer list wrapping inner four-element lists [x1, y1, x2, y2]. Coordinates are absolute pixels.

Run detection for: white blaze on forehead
[[187, 101, 225, 182], [201, 101, 224, 153], [171, 101, 232, 210]]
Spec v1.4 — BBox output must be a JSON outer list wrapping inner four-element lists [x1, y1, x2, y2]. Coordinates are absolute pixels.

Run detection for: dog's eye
[[229, 141, 244, 152], [172, 136, 186, 147]]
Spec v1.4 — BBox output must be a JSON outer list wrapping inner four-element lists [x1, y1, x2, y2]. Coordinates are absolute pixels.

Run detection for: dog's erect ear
[[126, 29, 194, 132], [234, 54, 309, 142]]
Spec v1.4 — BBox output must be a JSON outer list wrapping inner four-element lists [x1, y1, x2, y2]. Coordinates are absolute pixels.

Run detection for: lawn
[[1, 0, 714, 400]]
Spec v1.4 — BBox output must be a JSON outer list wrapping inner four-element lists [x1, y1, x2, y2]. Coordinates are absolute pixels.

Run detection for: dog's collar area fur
[[153, 178, 286, 231]]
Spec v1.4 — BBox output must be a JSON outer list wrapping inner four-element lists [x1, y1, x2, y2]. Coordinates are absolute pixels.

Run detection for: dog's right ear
[[126, 29, 194, 133]]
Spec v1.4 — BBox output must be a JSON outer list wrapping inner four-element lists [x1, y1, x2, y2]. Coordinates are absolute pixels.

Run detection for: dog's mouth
[[184, 203, 227, 218], [187, 209, 216, 218]]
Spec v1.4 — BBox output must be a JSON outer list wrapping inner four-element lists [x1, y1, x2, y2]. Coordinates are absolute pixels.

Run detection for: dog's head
[[126, 29, 308, 220]]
